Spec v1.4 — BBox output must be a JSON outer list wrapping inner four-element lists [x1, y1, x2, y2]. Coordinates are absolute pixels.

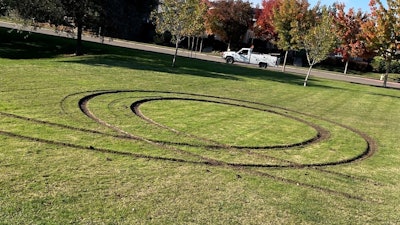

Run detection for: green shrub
[[371, 56, 400, 73]]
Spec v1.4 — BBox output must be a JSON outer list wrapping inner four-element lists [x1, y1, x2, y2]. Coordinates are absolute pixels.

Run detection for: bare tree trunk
[[199, 37, 203, 53], [344, 60, 349, 75], [191, 36, 195, 58], [383, 59, 391, 88], [304, 65, 313, 87], [172, 39, 179, 67], [195, 36, 199, 52], [194, 36, 200, 57], [282, 50, 288, 72]]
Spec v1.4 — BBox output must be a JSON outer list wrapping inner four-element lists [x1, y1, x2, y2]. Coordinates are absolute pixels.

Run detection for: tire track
[[0, 89, 379, 200]]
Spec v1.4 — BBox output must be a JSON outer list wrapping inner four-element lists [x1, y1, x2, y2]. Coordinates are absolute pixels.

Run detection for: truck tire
[[226, 57, 234, 64], [259, 62, 268, 68]]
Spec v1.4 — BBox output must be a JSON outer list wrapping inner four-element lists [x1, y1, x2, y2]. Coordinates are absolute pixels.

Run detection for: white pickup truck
[[222, 48, 278, 68]]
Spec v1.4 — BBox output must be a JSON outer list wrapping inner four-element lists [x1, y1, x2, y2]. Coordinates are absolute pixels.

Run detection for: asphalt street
[[2, 21, 400, 90]]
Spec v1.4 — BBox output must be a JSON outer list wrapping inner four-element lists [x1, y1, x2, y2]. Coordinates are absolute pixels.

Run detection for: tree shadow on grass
[[0, 28, 108, 59], [61, 51, 345, 90], [56, 47, 297, 83], [0, 27, 344, 90], [1, 28, 71, 58]]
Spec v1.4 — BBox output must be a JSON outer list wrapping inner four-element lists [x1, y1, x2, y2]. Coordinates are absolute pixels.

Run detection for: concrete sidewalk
[[2, 21, 399, 90]]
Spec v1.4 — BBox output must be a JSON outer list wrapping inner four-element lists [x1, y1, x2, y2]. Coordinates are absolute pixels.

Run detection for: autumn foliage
[[333, 3, 368, 74], [362, 0, 400, 86], [255, 0, 280, 41], [205, 0, 253, 50]]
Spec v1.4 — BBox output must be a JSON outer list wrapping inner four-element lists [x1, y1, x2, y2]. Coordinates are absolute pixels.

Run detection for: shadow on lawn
[[0, 27, 107, 59], [0, 28, 72, 59], [0, 27, 341, 89], [56, 48, 301, 83], [62, 51, 346, 90]]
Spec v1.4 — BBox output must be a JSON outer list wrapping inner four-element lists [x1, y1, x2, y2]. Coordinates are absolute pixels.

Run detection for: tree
[[152, 0, 205, 67], [333, 3, 368, 74], [100, 0, 158, 41], [9, 0, 103, 56], [255, 0, 280, 41], [0, 0, 13, 15], [185, 0, 208, 53], [303, 7, 337, 86], [362, 0, 400, 87], [205, 0, 253, 50], [12, 0, 64, 24], [273, 0, 311, 72], [61, 0, 103, 55]]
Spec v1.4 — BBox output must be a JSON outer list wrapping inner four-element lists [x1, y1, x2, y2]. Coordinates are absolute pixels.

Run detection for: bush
[[153, 31, 172, 46], [371, 56, 386, 72], [371, 56, 400, 73]]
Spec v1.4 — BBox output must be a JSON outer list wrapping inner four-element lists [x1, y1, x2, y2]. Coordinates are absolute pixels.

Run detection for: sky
[[249, 0, 388, 12]]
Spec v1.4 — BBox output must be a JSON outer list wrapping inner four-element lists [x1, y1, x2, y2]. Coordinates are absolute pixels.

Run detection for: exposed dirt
[[131, 97, 329, 150], [78, 90, 376, 167], [0, 89, 379, 200]]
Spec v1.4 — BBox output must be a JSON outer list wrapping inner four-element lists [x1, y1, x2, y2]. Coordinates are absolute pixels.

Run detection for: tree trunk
[[75, 21, 83, 56], [304, 65, 313, 87], [383, 59, 390, 88], [199, 37, 203, 53], [191, 36, 195, 58], [282, 50, 288, 72], [344, 60, 349, 75], [172, 39, 179, 67], [195, 36, 199, 52]]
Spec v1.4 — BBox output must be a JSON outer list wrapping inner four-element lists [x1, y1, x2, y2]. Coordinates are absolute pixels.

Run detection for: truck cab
[[237, 48, 252, 63]]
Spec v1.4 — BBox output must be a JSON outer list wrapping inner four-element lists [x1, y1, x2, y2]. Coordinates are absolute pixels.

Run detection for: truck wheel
[[226, 57, 234, 64], [259, 63, 268, 68]]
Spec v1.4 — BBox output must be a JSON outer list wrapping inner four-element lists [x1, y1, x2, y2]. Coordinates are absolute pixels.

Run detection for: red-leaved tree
[[205, 0, 253, 50], [255, 0, 281, 41], [334, 3, 368, 74], [362, 0, 400, 87]]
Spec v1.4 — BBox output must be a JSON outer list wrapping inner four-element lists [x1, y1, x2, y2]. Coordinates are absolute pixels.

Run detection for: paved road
[[2, 21, 400, 90], [268, 65, 400, 89]]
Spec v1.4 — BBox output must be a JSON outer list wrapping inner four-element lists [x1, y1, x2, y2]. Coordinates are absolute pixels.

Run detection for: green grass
[[1, 28, 400, 224]]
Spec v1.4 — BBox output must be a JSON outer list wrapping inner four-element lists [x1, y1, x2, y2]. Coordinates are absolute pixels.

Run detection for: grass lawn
[[1, 28, 400, 224]]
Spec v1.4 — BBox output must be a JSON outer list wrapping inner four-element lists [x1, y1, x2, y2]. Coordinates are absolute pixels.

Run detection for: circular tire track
[[78, 90, 377, 168], [0, 89, 379, 200], [131, 97, 329, 150]]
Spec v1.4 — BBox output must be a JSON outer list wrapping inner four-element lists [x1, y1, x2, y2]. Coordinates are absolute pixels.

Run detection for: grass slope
[[1, 28, 400, 224]]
